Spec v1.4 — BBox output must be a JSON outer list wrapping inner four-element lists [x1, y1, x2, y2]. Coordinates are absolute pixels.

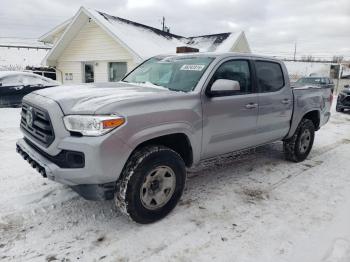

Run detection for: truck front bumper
[[16, 134, 132, 200]]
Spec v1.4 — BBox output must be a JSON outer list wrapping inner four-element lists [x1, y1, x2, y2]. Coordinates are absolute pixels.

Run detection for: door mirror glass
[[209, 79, 240, 96]]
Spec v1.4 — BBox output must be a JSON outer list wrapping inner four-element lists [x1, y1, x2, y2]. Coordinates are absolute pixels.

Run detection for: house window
[[83, 63, 94, 83], [109, 62, 127, 82], [65, 73, 73, 81]]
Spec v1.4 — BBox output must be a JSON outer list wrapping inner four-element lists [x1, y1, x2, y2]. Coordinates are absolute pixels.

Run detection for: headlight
[[63, 115, 126, 136]]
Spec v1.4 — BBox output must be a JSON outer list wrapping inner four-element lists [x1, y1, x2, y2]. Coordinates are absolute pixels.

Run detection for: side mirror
[[208, 79, 240, 97], [344, 85, 350, 88]]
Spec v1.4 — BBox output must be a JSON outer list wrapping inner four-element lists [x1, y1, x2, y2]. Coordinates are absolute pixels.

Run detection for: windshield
[[296, 77, 323, 85], [122, 56, 214, 92]]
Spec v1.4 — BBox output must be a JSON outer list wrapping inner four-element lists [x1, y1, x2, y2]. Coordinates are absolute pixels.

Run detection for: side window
[[210, 60, 252, 94], [255, 61, 284, 92]]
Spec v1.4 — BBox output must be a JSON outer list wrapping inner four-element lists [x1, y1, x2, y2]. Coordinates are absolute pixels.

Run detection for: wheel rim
[[299, 129, 311, 154], [140, 166, 176, 210]]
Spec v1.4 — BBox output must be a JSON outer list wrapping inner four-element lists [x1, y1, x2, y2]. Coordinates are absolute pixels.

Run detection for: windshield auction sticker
[[180, 64, 205, 71]]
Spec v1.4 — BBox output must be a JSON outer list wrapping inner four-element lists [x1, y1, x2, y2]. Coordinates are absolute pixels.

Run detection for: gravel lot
[[1, 105, 350, 262]]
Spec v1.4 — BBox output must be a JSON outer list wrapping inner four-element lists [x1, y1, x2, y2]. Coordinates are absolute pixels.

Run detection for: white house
[[40, 6, 251, 84]]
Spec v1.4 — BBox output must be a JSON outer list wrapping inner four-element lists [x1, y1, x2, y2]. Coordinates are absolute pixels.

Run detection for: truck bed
[[287, 86, 332, 138]]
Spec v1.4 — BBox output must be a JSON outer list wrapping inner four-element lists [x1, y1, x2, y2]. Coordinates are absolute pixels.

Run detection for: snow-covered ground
[[1, 106, 350, 262]]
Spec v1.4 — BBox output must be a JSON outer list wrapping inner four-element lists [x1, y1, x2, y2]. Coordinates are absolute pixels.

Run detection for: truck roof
[[154, 52, 281, 62]]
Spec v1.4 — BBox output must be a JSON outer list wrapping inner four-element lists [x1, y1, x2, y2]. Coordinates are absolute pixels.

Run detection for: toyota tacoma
[[16, 53, 332, 223]]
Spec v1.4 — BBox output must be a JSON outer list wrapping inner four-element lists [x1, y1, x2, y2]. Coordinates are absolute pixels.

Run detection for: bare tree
[[332, 55, 344, 63], [301, 55, 315, 62]]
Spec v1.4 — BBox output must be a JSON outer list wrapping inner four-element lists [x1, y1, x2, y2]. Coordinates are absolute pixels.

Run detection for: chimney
[[176, 46, 199, 53]]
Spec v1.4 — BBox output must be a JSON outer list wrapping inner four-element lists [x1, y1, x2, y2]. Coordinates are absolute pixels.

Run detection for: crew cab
[[16, 53, 332, 223]]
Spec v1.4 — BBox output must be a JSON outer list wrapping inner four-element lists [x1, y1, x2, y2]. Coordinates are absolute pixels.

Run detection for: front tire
[[115, 145, 186, 224], [283, 119, 315, 162]]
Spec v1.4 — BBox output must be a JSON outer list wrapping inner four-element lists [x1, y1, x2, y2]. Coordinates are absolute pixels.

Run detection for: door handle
[[281, 99, 291, 104], [245, 103, 258, 109]]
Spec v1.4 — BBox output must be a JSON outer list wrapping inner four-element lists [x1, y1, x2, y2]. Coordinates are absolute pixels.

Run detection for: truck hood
[[33, 82, 172, 114]]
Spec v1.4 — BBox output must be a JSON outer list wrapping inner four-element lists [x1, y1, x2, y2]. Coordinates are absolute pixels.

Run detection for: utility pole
[[162, 16, 165, 31], [293, 42, 297, 61], [336, 64, 343, 94]]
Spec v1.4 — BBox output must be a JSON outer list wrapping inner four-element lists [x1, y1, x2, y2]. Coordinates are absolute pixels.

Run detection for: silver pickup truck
[[16, 53, 332, 223]]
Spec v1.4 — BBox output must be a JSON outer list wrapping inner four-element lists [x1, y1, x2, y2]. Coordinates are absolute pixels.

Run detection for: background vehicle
[[16, 53, 332, 223], [0, 71, 59, 107], [336, 85, 350, 112], [294, 76, 335, 93]]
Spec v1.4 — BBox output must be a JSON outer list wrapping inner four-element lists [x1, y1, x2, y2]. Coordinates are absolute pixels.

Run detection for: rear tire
[[115, 145, 186, 224], [283, 119, 315, 162]]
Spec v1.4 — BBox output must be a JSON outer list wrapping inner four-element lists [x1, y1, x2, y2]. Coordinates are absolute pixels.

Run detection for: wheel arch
[[285, 109, 321, 139], [302, 110, 320, 130], [123, 127, 196, 170], [133, 133, 194, 167]]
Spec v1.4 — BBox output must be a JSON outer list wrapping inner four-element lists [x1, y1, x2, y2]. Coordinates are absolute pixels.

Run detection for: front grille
[[20, 102, 55, 147]]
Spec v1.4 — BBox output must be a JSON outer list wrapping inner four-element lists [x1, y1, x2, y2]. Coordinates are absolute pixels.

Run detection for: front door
[[201, 59, 258, 159], [83, 62, 95, 83]]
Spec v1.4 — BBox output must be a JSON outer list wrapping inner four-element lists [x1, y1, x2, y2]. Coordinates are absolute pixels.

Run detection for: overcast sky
[[1, 0, 349, 59]]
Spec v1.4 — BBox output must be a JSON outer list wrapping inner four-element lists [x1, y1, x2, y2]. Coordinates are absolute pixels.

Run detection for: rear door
[[201, 58, 259, 159], [254, 60, 293, 144]]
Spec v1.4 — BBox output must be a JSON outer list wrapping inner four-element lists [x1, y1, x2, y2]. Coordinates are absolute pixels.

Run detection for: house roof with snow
[[0, 38, 51, 70], [0, 38, 51, 49], [42, 6, 250, 65]]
